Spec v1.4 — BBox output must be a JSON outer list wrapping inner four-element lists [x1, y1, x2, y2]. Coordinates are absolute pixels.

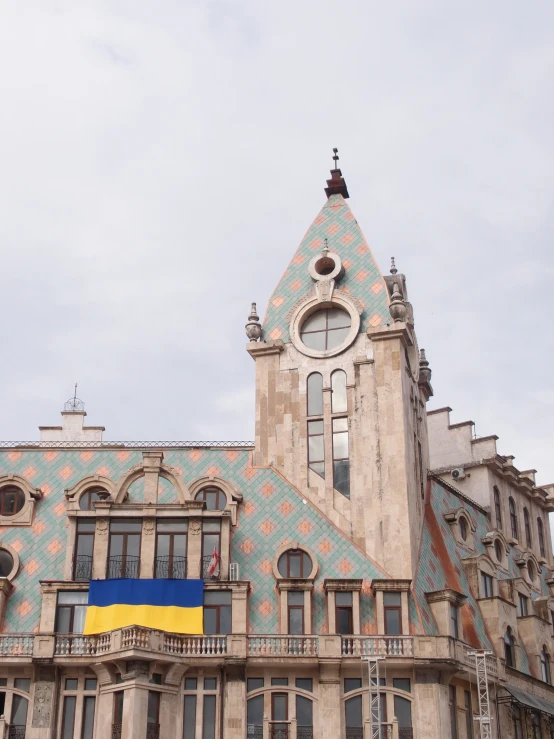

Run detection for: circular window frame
[[290, 295, 361, 359], [0, 541, 20, 582], [272, 541, 318, 581]]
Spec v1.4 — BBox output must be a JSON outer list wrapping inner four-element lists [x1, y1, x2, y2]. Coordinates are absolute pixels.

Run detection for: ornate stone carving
[[144, 519, 155, 536], [245, 303, 262, 342], [97, 519, 108, 535], [32, 681, 54, 728], [190, 520, 201, 536]]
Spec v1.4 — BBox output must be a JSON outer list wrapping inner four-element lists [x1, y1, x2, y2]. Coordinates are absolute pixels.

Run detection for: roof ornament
[[323, 238, 329, 256], [324, 147, 350, 199], [419, 348, 432, 386], [388, 282, 407, 323], [64, 384, 85, 412], [390, 256, 397, 275], [245, 302, 262, 342]]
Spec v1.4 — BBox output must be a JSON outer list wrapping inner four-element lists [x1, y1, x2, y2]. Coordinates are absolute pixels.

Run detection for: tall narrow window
[[11, 695, 29, 736], [296, 696, 313, 736], [512, 705, 523, 739], [480, 572, 494, 599], [183, 694, 197, 739], [418, 440, 424, 500], [308, 420, 325, 478], [335, 592, 353, 635], [271, 693, 288, 738], [287, 591, 305, 635], [493, 486, 502, 529], [61, 696, 76, 739], [384, 592, 402, 635], [247, 696, 263, 739], [450, 603, 459, 639], [524, 508, 532, 548], [504, 628, 515, 668], [509, 498, 518, 540], [156, 520, 187, 579], [538, 518, 546, 559], [464, 691, 473, 739], [517, 593, 529, 618], [204, 591, 232, 634], [394, 695, 412, 733], [74, 520, 95, 581], [108, 519, 142, 578], [203, 695, 216, 739], [542, 646, 551, 684], [201, 520, 221, 579], [147, 691, 160, 738], [81, 696, 96, 739], [307, 373, 324, 416], [449, 685, 458, 739], [331, 370, 347, 413], [531, 711, 542, 739], [332, 417, 350, 497], [345, 696, 363, 737]]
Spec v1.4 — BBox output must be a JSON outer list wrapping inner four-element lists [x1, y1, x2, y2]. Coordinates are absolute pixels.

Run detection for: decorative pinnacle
[[245, 302, 262, 342], [332, 147, 339, 169], [324, 147, 349, 199], [64, 384, 85, 412], [323, 238, 329, 256], [390, 257, 397, 275]]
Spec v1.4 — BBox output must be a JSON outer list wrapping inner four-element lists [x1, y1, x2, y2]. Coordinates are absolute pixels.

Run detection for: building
[[0, 157, 553, 739]]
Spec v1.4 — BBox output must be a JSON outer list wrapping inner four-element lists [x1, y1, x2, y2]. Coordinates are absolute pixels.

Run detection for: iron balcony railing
[[345, 730, 363, 739], [399, 729, 414, 739], [146, 723, 160, 739], [247, 727, 263, 739], [155, 555, 187, 579], [111, 723, 122, 739], [269, 724, 289, 739], [107, 555, 140, 579], [7, 728, 26, 739], [202, 555, 221, 580], [296, 727, 314, 739], [73, 554, 93, 581]]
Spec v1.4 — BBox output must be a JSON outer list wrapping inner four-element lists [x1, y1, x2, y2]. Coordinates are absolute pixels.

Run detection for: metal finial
[[332, 148, 339, 168], [323, 237, 329, 256], [390, 257, 397, 275], [64, 384, 85, 412]]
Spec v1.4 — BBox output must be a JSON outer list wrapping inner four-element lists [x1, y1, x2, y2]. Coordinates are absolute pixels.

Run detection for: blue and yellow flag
[[83, 579, 204, 635]]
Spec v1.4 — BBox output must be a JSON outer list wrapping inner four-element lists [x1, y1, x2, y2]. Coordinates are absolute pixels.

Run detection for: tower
[[246, 153, 433, 579]]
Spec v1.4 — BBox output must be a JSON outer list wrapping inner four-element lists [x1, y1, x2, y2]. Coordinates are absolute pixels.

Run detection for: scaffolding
[[366, 657, 385, 739], [467, 650, 494, 739]]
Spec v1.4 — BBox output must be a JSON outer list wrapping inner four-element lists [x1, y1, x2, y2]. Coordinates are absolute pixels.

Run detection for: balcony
[[341, 636, 413, 657], [0, 635, 34, 658], [248, 636, 318, 657], [154, 555, 187, 579], [202, 555, 221, 580], [111, 723, 122, 739], [107, 555, 140, 579], [73, 554, 93, 581]]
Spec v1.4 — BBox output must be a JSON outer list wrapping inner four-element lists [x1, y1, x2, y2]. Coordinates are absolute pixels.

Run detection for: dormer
[[444, 507, 475, 550], [482, 529, 509, 571]]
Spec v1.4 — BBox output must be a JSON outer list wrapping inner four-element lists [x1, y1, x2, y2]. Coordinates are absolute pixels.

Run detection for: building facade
[[0, 161, 553, 739]]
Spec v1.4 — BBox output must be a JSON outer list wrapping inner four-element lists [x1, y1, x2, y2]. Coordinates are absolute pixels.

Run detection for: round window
[[277, 549, 312, 578], [300, 308, 351, 351], [0, 549, 14, 578], [0, 486, 25, 516]]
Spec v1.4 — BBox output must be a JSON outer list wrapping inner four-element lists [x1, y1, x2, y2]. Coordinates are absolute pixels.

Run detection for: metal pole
[[468, 651, 493, 739], [366, 657, 385, 739]]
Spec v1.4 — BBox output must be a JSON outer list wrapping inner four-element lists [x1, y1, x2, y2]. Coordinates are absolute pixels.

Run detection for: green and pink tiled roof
[[262, 194, 390, 342], [0, 448, 392, 635]]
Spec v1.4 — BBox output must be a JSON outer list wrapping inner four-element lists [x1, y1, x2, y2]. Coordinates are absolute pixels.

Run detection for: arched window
[[0, 485, 25, 516], [538, 518, 546, 559], [504, 627, 515, 668], [524, 508, 532, 548], [0, 549, 14, 578], [527, 560, 536, 583], [300, 308, 352, 351], [541, 646, 551, 684], [345, 695, 363, 735], [296, 695, 313, 734], [79, 487, 108, 511], [331, 370, 347, 413], [459, 516, 468, 542], [277, 549, 312, 578], [194, 487, 226, 511], [493, 486, 502, 529], [11, 694, 28, 736], [307, 373, 323, 417], [247, 696, 263, 737], [494, 539, 503, 564], [509, 497, 518, 540]]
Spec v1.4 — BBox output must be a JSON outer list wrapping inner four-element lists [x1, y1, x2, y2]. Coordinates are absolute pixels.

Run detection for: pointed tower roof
[[262, 159, 390, 342]]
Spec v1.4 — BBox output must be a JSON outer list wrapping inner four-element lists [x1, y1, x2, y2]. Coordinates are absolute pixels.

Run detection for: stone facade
[[0, 163, 553, 738]]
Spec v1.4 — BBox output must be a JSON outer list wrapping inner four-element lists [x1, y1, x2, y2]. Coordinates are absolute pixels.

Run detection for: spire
[[324, 147, 349, 199]]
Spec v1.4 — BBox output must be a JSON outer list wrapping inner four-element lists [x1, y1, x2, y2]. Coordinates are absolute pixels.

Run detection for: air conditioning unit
[[229, 562, 240, 581], [451, 468, 466, 481]]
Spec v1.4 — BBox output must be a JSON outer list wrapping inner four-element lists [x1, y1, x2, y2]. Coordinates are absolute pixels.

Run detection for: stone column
[[29, 666, 58, 739], [142, 451, 163, 504], [224, 663, 246, 739], [160, 688, 181, 738], [92, 517, 110, 579], [318, 661, 341, 739], [120, 662, 151, 739], [188, 519, 202, 579], [140, 518, 156, 578], [413, 670, 450, 739]]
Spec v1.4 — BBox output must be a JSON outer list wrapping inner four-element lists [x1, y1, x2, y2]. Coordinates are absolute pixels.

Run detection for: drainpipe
[[219, 666, 225, 739]]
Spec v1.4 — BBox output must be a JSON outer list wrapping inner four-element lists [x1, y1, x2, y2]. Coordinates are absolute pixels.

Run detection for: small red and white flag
[[207, 547, 220, 578]]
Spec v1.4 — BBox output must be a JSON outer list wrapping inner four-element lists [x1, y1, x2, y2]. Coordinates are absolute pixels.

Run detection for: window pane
[[72, 606, 87, 634], [394, 696, 412, 727], [203, 534, 220, 557], [204, 608, 217, 634], [302, 311, 327, 332], [289, 608, 304, 634], [309, 461, 325, 477], [327, 309, 351, 329], [75, 534, 94, 558], [337, 608, 352, 634], [202, 695, 216, 739], [393, 678, 411, 693], [58, 591, 89, 605], [345, 696, 362, 727], [183, 695, 196, 739], [332, 417, 348, 433], [333, 460, 350, 498], [247, 678, 264, 692], [289, 592, 304, 605], [184, 678, 197, 691], [202, 521, 221, 533], [296, 696, 313, 726], [308, 435, 324, 463], [271, 678, 288, 686], [333, 431, 349, 459], [296, 678, 312, 692], [64, 678, 78, 691], [204, 678, 217, 690], [61, 696, 76, 739], [82, 696, 96, 739], [289, 554, 301, 578], [219, 606, 232, 634], [385, 609, 401, 635], [307, 374, 324, 416], [331, 371, 347, 413], [327, 327, 350, 347], [77, 521, 96, 533], [344, 679, 362, 693], [157, 520, 188, 532], [336, 592, 353, 606], [113, 692, 124, 724], [307, 419, 324, 435], [56, 607, 72, 633], [84, 678, 97, 691], [110, 520, 143, 532], [272, 694, 287, 721], [147, 691, 160, 724], [302, 331, 326, 350], [204, 592, 232, 605], [383, 593, 401, 606], [14, 679, 30, 693], [247, 695, 264, 725]]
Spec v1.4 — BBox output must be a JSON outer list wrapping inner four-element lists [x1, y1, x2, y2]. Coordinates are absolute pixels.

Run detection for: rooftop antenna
[[64, 383, 85, 412]]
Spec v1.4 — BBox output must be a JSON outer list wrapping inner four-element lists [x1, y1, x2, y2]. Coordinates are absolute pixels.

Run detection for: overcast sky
[[1, 1, 553, 486]]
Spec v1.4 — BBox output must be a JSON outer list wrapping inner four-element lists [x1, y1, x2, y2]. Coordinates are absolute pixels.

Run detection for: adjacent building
[[0, 159, 553, 738]]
